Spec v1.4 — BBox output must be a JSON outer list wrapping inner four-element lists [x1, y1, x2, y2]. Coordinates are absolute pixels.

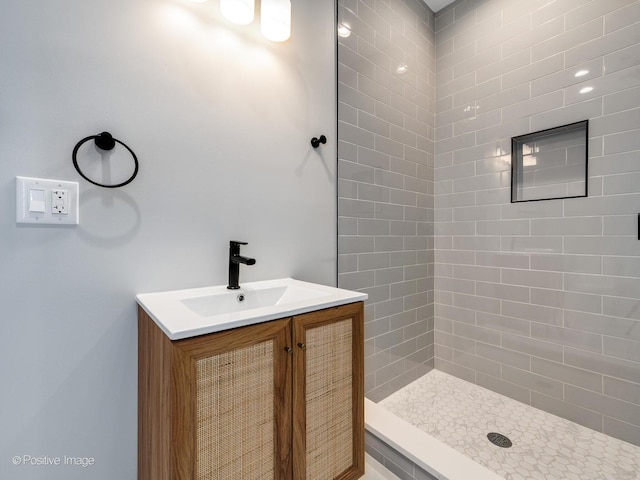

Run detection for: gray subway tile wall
[[433, 0, 640, 446], [337, 0, 436, 402], [339, 0, 640, 449], [365, 432, 438, 480]]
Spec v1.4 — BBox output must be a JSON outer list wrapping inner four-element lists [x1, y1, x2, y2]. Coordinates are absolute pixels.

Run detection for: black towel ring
[[72, 132, 139, 188]]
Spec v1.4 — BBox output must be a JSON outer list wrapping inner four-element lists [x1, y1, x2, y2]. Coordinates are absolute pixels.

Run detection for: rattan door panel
[[195, 341, 276, 479], [293, 303, 364, 480], [139, 311, 292, 480]]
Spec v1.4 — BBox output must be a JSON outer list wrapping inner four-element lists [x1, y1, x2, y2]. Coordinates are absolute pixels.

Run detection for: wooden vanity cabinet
[[138, 301, 364, 480]]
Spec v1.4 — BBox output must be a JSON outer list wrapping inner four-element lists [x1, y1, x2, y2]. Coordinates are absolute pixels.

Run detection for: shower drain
[[487, 432, 512, 448]]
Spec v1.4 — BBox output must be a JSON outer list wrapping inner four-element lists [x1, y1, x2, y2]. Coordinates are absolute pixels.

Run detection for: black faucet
[[227, 241, 256, 290]]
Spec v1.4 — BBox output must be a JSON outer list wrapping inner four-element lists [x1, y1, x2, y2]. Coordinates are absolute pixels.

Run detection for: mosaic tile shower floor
[[379, 370, 640, 480]]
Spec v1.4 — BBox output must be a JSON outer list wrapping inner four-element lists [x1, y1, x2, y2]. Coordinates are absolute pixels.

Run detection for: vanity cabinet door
[[138, 310, 293, 480], [175, 318, 293, 480], [292, 302, 364, 480]]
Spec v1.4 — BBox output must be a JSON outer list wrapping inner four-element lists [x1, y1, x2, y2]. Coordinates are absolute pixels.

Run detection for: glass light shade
[[260, 0, 291, 42], [220, 0, 255, 25]]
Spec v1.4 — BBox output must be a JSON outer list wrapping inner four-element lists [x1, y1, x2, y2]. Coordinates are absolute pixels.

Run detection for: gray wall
[[434, 0, 640, 446], [337, 0, 436, 401], [0, 1, 336, 478]]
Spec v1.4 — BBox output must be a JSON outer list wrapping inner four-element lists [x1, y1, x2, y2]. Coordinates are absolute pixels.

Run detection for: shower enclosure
[[337, 0, 640, 477]]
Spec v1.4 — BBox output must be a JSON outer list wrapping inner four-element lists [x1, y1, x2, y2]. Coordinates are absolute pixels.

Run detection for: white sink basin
[[136, 278, 367, 340], [181, 284, 331, 317]]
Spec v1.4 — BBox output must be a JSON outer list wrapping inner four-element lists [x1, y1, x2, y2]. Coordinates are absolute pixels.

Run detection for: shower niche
[[511, 120, 588, 202]]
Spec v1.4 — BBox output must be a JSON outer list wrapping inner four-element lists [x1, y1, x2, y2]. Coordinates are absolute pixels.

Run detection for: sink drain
[[487, 432, 512, 448]]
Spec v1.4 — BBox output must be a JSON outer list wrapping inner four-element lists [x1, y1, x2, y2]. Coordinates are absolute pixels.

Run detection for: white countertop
[[136, 278, 367, 340]]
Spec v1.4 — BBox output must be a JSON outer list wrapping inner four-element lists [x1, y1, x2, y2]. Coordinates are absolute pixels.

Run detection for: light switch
[[29, 189, 46, 213], [16, 176, 79, 225]]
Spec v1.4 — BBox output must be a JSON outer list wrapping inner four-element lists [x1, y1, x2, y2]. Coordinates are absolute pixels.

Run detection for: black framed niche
[[511, 120, 588, 203]]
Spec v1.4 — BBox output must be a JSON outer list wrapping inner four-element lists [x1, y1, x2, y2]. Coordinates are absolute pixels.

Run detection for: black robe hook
[[311, 135, 327, 148]]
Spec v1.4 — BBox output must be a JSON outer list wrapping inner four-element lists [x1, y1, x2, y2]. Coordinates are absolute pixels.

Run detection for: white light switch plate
[[16, 176, 79, 225]]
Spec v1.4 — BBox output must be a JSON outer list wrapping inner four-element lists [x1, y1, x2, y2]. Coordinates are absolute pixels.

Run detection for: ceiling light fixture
[[260, 0, 291, 42], [192, 0, 290, 42], [220, 0, 255, 25]]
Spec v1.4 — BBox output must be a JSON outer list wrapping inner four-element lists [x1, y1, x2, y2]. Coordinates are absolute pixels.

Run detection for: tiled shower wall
[[337, 0, 436, 401], [434, 0, 640, 446]]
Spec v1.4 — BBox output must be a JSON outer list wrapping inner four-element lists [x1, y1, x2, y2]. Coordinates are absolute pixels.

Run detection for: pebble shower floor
[[379, 370, 640, 480]]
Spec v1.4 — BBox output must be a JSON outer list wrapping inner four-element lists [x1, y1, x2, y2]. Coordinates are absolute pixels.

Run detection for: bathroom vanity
[[137, 279, 366, 480]]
